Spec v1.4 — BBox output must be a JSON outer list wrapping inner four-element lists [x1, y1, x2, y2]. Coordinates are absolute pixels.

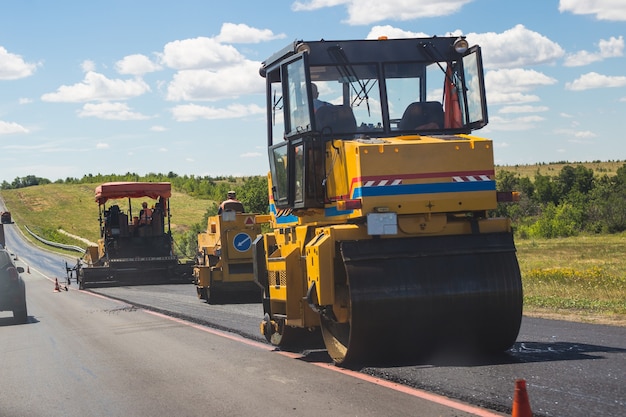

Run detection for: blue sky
[[1, 0, 625, 182]]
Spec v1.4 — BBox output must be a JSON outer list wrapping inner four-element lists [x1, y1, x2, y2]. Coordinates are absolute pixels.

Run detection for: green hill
[[0, 182, 212, 250]]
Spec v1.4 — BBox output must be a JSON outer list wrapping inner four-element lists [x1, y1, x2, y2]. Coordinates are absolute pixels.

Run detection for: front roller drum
[[320, 232, 523, 366]]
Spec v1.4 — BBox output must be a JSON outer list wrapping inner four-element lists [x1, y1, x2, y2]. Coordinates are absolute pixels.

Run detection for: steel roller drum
[[321, 232, 523, 365]]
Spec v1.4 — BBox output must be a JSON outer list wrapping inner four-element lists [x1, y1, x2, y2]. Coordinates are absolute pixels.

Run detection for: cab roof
[[95, 182, 171, 204], [260, 36, 466, 77]]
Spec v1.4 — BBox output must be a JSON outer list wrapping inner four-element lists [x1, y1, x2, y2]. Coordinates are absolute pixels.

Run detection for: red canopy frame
[[95, 182, 172, 205]]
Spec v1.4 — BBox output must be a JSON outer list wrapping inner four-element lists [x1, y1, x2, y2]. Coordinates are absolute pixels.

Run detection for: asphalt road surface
[[0, 223, 500, 417], [92, 284, 626, 417], [1, 220, 625, 416]]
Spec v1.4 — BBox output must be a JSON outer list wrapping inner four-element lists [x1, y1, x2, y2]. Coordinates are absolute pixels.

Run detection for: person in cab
[[218, 191, 244, 214], [139, 202, 153, 225]]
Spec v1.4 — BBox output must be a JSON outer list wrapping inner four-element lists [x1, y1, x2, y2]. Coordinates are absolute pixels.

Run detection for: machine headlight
[[296, 42, 310, 54], [454, 37, 469, 54]]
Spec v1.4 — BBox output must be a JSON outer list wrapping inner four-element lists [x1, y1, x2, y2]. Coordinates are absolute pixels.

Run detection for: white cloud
[[78, 102, 151, 120], [559, 0, 626, 21], [564, 50, 597, 67], [2, 143, 60, 151], [565, 72, 626, 90], [555, 128, 597, 139], [240, 152, 263, 158], [598, 35, 624, 57], [499, 105, 549, 114], [291, 0, 349, 11], [81, 60, 96, 72], [150, 125, 167, 132], [159, 37, 245, 70], [486, 68, 557, 105], [489, 93, 541, 105], [366, 25, 431, 39], [171, 103, 265, 122], [96, 143, 110, 149], [364, 24, 564, 69], [116, 54, 162, 75], [488, 114, 546, 131], [346, 0, 472, 25], [0, 120, 29, 135], [19, 98, 33, 105], [292, 0, 472, 25], [166, 60, 263, 101], [215, 23, 286, 44], [572, 131, 597, 139], [564, 36, 624, 66], [0, 46, 38, 80], [41, 71, 151, 102], [470, 25, 565, 69]]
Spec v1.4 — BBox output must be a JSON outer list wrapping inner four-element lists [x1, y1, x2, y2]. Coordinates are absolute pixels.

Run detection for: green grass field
[[516, 235, 626, 325], [2, 174, 624, 327]]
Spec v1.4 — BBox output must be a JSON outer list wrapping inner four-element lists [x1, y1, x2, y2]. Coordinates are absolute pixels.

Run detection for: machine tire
[[263, 314, 319, 348], [13, 300, 27, 324], [197, 287, 208, 301]]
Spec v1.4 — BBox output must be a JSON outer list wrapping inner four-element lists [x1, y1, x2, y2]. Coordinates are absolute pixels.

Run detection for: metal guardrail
[[24, 225, 86, 254]]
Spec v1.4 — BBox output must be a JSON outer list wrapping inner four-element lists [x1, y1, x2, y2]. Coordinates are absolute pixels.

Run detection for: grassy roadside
[[2, 183, 625, 327], [516, 234, 626, 326]]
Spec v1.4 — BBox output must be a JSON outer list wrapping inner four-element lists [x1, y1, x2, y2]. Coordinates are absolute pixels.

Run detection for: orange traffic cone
[[54, 278, 60, 292], [512, 379, 532, 417]]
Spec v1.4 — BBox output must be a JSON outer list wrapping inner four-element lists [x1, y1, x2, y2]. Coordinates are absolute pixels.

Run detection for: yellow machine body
[[256, 37, 523, 365], [194, 211, 270, 303]]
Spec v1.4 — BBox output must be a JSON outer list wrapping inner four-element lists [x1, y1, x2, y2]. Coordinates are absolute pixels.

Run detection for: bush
[[526, 202, 583, 238]]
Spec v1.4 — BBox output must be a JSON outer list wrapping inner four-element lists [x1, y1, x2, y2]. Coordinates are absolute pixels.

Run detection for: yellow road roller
[[253, 36, 523, 366], [194, 207, 270, 303]]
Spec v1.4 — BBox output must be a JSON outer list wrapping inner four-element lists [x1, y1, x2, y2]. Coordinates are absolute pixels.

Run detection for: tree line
[[3, 163, 626, 243], [495, 163, 626, 238]]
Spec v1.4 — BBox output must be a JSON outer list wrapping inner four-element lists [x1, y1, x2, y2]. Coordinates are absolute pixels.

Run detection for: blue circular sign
[[233, 232, 252, 252]]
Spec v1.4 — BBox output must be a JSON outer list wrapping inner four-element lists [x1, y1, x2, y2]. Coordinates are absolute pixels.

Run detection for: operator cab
[[260, 37, 488, 211]]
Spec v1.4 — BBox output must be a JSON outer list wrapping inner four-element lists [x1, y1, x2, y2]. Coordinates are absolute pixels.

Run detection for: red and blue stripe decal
[[349, 170, 495, 199]]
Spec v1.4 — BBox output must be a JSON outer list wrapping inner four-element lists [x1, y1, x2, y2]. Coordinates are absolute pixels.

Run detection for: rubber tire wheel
[[197, 287, 208, 301], [13, 307, 27, 324]]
